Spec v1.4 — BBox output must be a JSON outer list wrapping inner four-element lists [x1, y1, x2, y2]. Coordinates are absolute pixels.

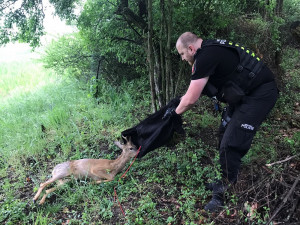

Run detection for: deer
[[33, 136, 138, 205]]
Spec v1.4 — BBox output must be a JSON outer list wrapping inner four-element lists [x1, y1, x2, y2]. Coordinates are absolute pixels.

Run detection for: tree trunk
[[147, 0, 157, 112], [265, 0, 270, 19], [94, 58, 102, 101], [276, 0, 284, 16], [168, 0, 174, 99], [159, 0, 166, 106], [154, 46, 163, 108], [165, 0, 173, 103], [175, 61, 185, 96]]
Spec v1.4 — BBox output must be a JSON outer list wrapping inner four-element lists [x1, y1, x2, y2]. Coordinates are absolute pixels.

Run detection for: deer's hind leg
[[39, 179, 70, 205], [33, 176, 60, 202], [33, 162, 71, 203]]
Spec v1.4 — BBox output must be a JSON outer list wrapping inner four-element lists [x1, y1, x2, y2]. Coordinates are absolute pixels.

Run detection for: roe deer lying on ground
[[33, 136, 137, 205]]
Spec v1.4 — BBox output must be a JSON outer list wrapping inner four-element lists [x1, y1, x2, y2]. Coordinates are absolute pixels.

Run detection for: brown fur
[[33, 137, 137, 205]]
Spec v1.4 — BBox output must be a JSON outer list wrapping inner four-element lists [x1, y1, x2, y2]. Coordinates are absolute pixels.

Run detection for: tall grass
[[0, 60, 138, 170], [1, 62, 56, 154]]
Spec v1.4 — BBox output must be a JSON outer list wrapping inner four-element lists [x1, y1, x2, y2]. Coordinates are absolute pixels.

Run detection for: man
[[165, 32, 278, 212]]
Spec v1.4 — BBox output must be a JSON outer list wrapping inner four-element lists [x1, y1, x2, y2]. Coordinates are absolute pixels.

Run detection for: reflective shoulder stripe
[[201, 39, 263, 77]]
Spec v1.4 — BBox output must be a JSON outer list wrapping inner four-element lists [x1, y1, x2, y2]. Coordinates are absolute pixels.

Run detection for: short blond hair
[[177, 32, 199, 48]]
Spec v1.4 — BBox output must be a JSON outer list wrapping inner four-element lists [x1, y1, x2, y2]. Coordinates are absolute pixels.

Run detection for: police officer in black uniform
[[164, 32, 278, 212]]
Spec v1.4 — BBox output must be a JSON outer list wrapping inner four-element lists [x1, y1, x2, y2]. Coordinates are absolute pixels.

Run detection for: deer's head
[[114, 136, 137, 158]]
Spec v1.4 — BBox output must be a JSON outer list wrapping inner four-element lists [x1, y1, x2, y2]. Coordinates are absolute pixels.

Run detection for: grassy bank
[[0, 60, 144, 224], [0, 47, 299, 224]]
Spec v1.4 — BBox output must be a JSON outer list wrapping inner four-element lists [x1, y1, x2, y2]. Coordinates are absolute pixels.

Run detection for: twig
[[266, 175, 300, 225], [266, 154, 300, 167], [262, 165, 273, 173], [285, 196, 300, 222], [105, 0, 117, 7], [242, 176, 269, 196]]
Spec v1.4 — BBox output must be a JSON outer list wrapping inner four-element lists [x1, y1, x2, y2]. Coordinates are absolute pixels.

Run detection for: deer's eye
[[130, 147, 134, 150]]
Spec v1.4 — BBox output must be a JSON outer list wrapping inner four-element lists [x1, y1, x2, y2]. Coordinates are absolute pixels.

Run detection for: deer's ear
[[114, 141, 123, 149]]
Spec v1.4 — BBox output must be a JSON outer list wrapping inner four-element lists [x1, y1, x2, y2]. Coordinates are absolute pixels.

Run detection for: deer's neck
[[111, 153, 131, 173]]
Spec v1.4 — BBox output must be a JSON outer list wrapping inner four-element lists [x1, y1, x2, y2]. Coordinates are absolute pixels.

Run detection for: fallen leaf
[[218, 209, 226, 218], [244, 201, 258, 220], [230, 209, 237, 218], [62, 207, 70, 213], [199, 215, 208, 224], [62, 220, 70, 225]]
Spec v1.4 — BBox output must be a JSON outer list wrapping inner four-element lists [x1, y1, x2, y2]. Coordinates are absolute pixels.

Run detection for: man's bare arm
[[175, 76, 209, 114]]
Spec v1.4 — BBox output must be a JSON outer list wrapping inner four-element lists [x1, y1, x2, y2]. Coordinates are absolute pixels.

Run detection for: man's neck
[[195, 39, 203, 49]]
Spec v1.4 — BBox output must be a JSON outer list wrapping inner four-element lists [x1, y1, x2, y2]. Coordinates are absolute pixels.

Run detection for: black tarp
[[121, 97, 184, 158]]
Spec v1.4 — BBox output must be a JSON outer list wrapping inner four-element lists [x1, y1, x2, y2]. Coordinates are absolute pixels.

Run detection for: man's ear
[[188, 45, 195, 53]]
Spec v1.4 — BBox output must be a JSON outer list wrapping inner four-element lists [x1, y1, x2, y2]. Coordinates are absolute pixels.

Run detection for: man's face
[[176, 41, 195, 66]]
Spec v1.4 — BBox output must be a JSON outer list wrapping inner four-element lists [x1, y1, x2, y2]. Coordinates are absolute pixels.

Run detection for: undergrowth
[[0, 46, 299, 224]]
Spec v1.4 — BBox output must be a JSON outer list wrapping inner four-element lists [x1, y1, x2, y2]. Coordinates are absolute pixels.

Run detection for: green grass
[[0, 60, 140, 164], [0, 47, 299, 224], [0, 59, 218, 224]]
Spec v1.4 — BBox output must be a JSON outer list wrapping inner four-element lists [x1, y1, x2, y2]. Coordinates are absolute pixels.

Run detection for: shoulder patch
[[192, 60, 196, 75]]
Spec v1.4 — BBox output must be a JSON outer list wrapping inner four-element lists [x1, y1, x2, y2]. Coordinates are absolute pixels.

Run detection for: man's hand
[[162, 107, 178, 120]]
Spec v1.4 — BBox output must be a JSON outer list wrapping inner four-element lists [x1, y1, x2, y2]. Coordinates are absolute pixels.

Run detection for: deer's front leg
[[92, 170, 115, 184], [95, 177, 115, 184]]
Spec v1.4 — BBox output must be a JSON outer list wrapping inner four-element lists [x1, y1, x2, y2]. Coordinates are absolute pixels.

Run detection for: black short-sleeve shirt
[[191, 40, 274, 90], [191, 43, 239, 89]]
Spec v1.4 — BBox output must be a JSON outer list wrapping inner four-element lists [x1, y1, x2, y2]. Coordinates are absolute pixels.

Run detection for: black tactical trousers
[[218, 81, 278, 183]]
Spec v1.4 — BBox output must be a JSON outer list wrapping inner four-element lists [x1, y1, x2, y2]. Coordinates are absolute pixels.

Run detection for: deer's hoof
[[39, 200, 45, 205]]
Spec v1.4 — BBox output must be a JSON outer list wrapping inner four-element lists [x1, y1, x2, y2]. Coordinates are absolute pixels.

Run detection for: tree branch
[[112, 37, 143, 45], [122, 7, 147, 30], [121, 15, 143, 38], [266, 175, 300, 225], [105, 0, 117, 7], [266, 154, 300, 167], [0, 0, 17, 11]]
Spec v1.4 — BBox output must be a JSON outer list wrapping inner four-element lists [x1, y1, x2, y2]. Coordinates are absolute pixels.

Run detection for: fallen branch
[[285, 196, 300, 222], [266, 175, 300, 225], [241, 176, 269, 196], [266, 154, 300, 167]]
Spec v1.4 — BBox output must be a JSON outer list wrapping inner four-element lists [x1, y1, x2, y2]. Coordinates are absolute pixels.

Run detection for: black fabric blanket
[[121, 97, 184, 158]]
